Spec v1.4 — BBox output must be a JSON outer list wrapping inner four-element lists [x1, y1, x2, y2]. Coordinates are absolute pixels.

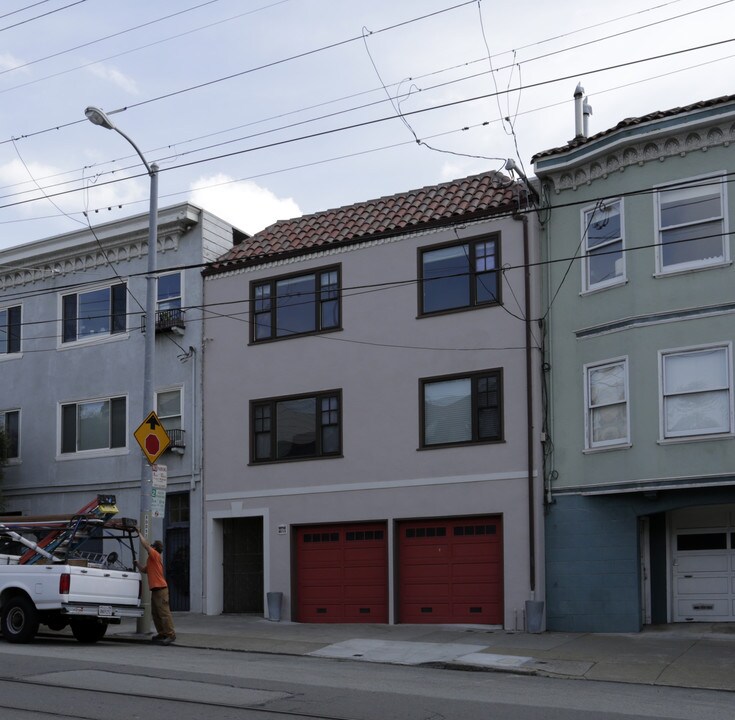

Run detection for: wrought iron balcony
[[166, 428, 186, 453], [141, 308, 186, 334]]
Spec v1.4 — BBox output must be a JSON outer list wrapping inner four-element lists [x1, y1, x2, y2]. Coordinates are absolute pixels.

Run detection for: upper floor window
[[585, 358, 629, 449], [660, 345, 732, 439], [251, 390, 341, 463], [582, 199, 624, 291], [0, 305, 21, 354], [655, 176, 727, 274], [156, 388, 182, 431], [419, 236, 500, 315], [62, 283, 126, 344], [251, 266, 340, 342], [421, 369, 502, 447], [157, 272, 181, 311], [0, 409, 20, 460], [61, 396, 126, 454]]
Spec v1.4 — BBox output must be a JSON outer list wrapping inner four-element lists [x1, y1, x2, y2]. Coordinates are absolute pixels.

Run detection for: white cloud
[[0, 158, 146, 220], [87, 63, 139, 95], [0, 53, 26, 72], [188, 174, 301, 234]]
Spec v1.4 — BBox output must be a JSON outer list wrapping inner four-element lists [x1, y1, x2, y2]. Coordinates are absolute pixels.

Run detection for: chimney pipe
[[583, 97, 592, 138], [574, 83, 585, 139]]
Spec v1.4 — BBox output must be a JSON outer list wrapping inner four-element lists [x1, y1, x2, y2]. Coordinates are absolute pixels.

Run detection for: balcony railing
[[141, 308, 186, 334], [166, 428, 186, 453]]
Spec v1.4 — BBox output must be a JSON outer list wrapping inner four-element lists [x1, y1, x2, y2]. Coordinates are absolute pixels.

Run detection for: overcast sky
[[0, 0, 733, 250]]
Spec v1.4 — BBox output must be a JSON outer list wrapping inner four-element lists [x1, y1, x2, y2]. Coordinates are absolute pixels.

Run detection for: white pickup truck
[[0, 507, 144, 644]]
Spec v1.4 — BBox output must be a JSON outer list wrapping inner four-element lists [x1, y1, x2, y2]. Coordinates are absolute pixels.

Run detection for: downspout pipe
[[513, 211, 536, 594], [524, 215, 536, 593]]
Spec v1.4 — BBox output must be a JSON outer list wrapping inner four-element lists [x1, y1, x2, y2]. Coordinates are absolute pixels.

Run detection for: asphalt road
[[0, 636, 733, 720]]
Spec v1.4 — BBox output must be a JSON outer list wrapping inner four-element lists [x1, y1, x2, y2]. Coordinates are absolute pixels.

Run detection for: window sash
[[157, 273, 182, 311], [62, 284, 126, 342], [157, 390, 182, 430], [420, 238, 500, 315], [252, 268, 340, 341], [252, 392, 340, 462], [657, 181, 725, 270], [583, 201, 624, 289], [422, 371, 501, 446], [662, 348, 731, 437], [586, 361, 628, 447], [0, 410, 19, 459], [0, 306, 20, 354], [61, 397, 126, 453]]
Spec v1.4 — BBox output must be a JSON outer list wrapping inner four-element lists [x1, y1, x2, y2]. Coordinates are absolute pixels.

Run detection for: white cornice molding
[[544, 121, 735, 194], [0, 205, 200, 290]]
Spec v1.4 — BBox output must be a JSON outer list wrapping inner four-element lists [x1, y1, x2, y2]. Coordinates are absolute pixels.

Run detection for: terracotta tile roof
[[206, 170, 525, 274], [532, 94, 735, 163]]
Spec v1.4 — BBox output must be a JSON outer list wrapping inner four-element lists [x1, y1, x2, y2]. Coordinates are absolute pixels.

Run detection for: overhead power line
[[1, 32, 734, 218]]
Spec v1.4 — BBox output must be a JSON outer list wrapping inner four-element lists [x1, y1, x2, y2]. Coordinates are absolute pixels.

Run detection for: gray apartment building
[[0, 203, 244, 613]]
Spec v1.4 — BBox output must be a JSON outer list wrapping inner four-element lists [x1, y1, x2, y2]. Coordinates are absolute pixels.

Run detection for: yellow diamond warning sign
[[134, 411, 171, 465]]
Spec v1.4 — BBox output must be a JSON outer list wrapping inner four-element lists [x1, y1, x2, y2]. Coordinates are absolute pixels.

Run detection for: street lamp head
[[84, 106, 115, 130]]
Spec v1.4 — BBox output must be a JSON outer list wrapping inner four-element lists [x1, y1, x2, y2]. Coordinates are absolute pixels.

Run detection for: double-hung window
[[157, 272, 182, 311], [421, 370, 502, 447], [0, 409, 20, 460], [660, 345, 732, 439], [656, 176, 727, 273], [582, 199, 624, 291], [584, 359, 629, 449], [420, 236, 500, 315], [252, 266, 340, 342], [62, 283, 127, 343], [60, 396, 126, 454], [251, 390, 341, 462], [0, 305, 21, 355]]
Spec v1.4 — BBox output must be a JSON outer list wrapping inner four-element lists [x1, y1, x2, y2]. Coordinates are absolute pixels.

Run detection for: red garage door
[[398, 516, 503, 624], [296, 523, 388, 623]]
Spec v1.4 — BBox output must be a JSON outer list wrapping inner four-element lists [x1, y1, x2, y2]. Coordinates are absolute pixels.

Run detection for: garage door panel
[[676, 598, 730, 618], [676, 576, 729, 594], [296, 523, 387, 623], [677, 555, 728, 572], [399, 516, 503, 624]]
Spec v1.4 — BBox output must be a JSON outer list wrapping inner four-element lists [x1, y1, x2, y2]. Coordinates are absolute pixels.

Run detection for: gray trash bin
[[267, 591, 283, 622]]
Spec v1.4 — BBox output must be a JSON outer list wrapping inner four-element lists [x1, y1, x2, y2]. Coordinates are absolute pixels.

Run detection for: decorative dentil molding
[[546, 122, 735, 194], [0, 232, 181, 291]]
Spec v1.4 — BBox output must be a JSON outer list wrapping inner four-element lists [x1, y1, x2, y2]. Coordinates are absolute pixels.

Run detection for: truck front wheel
[[1, 596, 39, 643], [70, 618, 107, 644]]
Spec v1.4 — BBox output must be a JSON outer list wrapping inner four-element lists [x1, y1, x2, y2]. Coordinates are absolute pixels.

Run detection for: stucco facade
[[202, 174, 545, 628], [534, 95, 735, 631], [0, 203, 239, 613]]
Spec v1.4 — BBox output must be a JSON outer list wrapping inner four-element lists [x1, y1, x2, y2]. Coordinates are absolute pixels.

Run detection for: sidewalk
[[105, 614, 735, 693]]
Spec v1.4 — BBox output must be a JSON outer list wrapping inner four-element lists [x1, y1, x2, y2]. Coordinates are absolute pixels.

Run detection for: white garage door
[[671, 506, 735, 622]]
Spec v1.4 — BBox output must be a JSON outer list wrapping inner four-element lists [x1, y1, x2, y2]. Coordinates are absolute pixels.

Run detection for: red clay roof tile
[[206, 170, 525, 274]]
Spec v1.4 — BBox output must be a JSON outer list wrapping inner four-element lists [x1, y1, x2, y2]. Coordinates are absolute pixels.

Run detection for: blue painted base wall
[[545, 487, 735, 633]]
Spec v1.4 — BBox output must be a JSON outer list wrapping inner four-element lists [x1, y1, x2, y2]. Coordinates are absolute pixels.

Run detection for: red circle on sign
[[145, 436, 160, 455]]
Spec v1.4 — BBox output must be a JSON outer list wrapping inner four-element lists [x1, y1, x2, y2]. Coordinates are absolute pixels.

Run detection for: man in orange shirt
[[136, 534, 176, 645]]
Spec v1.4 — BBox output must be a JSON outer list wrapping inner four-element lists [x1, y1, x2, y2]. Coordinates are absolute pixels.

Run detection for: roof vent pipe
[[574, 82, 585, 139], [583, 97, 592, 138]]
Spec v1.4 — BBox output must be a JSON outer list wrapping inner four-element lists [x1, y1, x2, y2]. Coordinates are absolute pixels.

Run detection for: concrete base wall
[[545, 486, 735, 632]]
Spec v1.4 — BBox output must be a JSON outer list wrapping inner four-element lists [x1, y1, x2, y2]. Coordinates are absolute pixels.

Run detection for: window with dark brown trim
[[419, 236, 500, 315], [251, 390, 341, 463], [251, 266, 340, 342], [420, 369, 502, 447]]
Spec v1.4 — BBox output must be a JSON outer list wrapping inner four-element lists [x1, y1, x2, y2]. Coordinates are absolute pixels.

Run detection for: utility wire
[[2, 31, 733, 218], [0, 0, 85, 33], [0, 0, 725, 196]]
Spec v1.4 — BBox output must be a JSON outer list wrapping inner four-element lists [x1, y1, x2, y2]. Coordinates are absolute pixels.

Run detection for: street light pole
[[85, 106, 157, 635]]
